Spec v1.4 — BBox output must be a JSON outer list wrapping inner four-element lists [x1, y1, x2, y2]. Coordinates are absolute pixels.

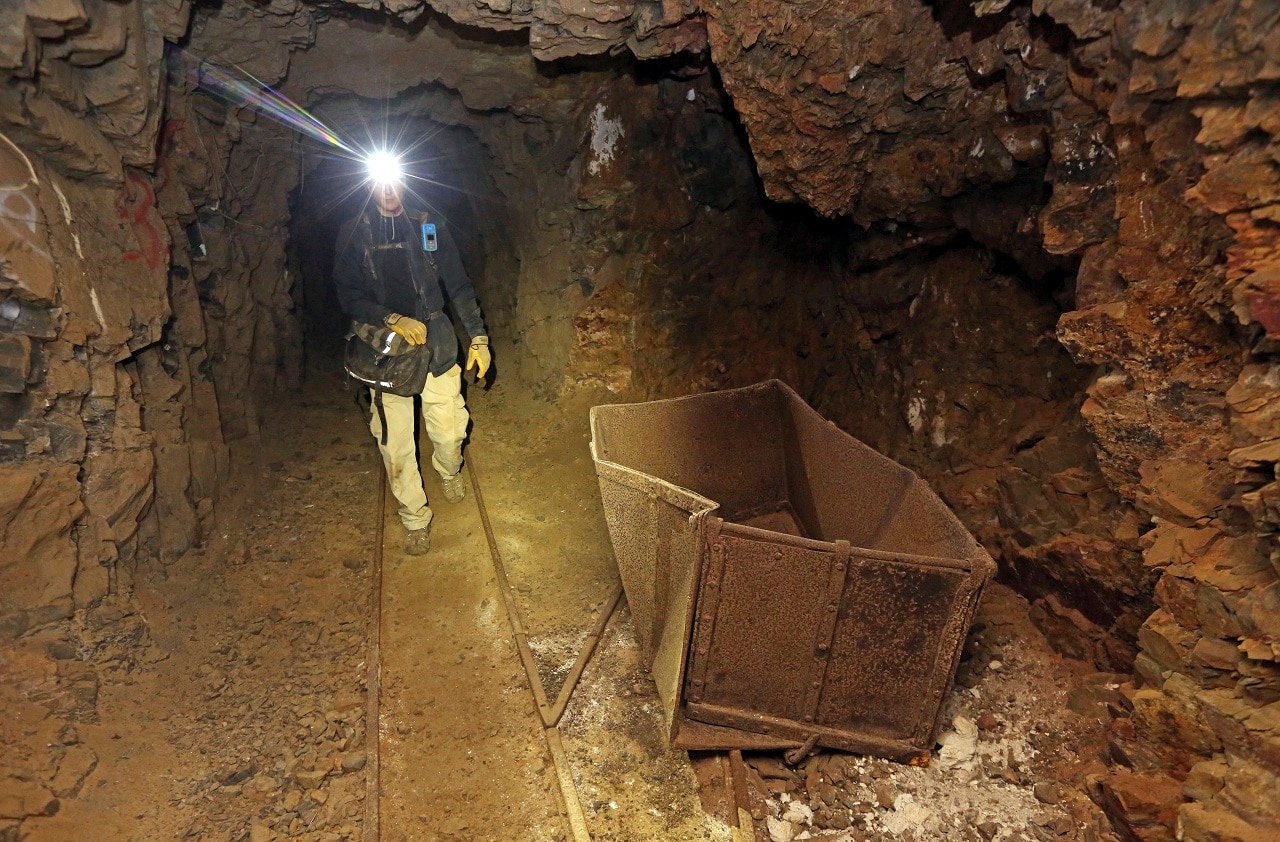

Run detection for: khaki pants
[[369, 364, 468, 531]]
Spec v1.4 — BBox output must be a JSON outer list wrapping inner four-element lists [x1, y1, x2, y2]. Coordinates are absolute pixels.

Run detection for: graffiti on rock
[[118, 169, 167, 271]]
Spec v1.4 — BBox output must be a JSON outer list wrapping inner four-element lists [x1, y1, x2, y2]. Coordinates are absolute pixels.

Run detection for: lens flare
[[192, 60, 357, 156], [181, 53, 473, 224], [365, 150, 403, 186]]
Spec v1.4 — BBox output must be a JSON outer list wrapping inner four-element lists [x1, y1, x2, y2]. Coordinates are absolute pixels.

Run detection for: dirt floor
[[2, 349, 1125, 841]]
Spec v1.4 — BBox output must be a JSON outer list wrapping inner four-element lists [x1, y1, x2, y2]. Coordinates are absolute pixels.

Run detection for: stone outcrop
[[703, 0, 1045, 224], [1024, 2, 1276, 839], [325, 0, 705, 61]]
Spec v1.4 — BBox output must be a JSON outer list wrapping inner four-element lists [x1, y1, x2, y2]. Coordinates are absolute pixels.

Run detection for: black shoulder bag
[[343, 226, 434, 443], [344, 321, 430, 397]]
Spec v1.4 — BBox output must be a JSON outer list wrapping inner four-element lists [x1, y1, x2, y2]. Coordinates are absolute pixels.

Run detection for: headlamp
[[365, 150, 403, 186]]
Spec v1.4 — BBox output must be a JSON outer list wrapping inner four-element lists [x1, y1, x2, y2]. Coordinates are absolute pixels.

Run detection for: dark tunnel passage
[[288, 112, 501, 346], [1, 0, 1278, 840]]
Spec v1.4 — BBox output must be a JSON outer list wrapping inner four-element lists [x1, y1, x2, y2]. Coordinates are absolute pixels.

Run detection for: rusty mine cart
[[590, 380, 997, 765]]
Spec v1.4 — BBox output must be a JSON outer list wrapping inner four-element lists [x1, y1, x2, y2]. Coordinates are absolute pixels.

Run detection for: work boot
[[404, 525, 431, 555], [441, 471, 466, 504]]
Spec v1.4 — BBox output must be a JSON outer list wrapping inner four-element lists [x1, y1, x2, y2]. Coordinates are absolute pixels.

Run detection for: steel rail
[[547, 582, 623, 727], [728, 749, 756, 841], [363, 461, 386, 842], [467, 449, 618, 842]]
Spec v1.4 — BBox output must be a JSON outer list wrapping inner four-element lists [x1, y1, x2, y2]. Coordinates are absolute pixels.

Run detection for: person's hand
[[386, 315, 426, 345], [467, 336, 491, 379]]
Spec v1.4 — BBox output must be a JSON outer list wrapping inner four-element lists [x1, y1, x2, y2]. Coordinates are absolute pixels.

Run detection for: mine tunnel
[[1, 0, 1277, 840]]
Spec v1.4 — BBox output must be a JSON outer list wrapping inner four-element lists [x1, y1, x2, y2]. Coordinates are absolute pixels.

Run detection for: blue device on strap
[[421, 222, 437, 252]]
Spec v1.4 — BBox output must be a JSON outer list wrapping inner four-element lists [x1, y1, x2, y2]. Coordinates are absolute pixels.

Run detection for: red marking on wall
[[117, 169, 167, 270]]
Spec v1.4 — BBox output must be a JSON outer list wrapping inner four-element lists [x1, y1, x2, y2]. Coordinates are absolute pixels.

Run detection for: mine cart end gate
[[589, 380, 997, 764]]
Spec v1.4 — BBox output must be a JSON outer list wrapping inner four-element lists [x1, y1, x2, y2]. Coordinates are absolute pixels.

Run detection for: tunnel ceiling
[[0, 3, 1114, 229], [8, 0, 1276, 266], [176, 0, 1070, 234]]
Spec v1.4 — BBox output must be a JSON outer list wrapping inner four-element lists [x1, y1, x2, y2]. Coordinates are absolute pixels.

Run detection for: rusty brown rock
[[700, 0, 1043, 223], [0, 463, 83, 637], [1137, 457, 1236, 524], [0, 774, 59, 820], [1178, 802, 1279, 842], [1092, 769, 1184, 841], [1232, 268, 1280, 340], [1226, 365, 1280, 442]]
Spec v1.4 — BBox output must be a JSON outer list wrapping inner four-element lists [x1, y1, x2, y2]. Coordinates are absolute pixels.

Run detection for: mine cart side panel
[[683, 528, 839, 724], [588, 424, 716, 739], [780, 387, 916, 546], [681, 522, 986, 757], [590, 385, 790, 520], [591, 464, 662, 658], [816, 552, 983, 745], [648, 493, 706, 739]]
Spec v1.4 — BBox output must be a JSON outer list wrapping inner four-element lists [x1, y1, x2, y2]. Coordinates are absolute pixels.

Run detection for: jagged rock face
[[1, 0, 189, 634], [328, 0, 705, 60], [0, 0, 189, 176], [703, 0, 1051, 225], [0, 0, 299, 638], [1039, 2, 1279, 837]]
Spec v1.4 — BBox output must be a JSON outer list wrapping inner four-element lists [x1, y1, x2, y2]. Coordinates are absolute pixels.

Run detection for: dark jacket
[[333, 207, 485, 376]]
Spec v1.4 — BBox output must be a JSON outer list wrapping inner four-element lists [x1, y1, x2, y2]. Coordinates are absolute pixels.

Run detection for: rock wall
[[1, 0, 304, 631], [1, 3, 306, 828], [628, 0, 1278, 838], [3, 0, 195, 635], [1045, 3, 1280, 840]]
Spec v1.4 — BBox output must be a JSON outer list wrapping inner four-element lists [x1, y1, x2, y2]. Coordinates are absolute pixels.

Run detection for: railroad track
[[360, 449, 623, 842]]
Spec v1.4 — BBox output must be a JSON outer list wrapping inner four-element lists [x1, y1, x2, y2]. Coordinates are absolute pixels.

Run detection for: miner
[[333, 154, 491, 555]]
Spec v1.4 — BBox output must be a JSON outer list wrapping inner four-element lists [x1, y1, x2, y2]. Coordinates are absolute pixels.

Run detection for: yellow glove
[[385, 314, 426, 345], [466, 335, 491, 379]]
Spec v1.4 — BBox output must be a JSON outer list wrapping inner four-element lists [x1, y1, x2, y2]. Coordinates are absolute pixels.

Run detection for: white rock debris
[[936, 715, 980, 771]]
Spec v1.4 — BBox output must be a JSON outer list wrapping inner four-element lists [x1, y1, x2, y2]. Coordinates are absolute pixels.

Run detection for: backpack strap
[[373, 389, 389, 446]]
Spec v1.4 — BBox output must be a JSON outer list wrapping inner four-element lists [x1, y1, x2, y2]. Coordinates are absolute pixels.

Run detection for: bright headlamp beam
[[365, 150, 403, 186]]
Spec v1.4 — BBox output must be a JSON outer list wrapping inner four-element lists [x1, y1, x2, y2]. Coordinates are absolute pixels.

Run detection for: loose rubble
[[736, 584, 1119, 842], [0, 392, 378, 840]]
